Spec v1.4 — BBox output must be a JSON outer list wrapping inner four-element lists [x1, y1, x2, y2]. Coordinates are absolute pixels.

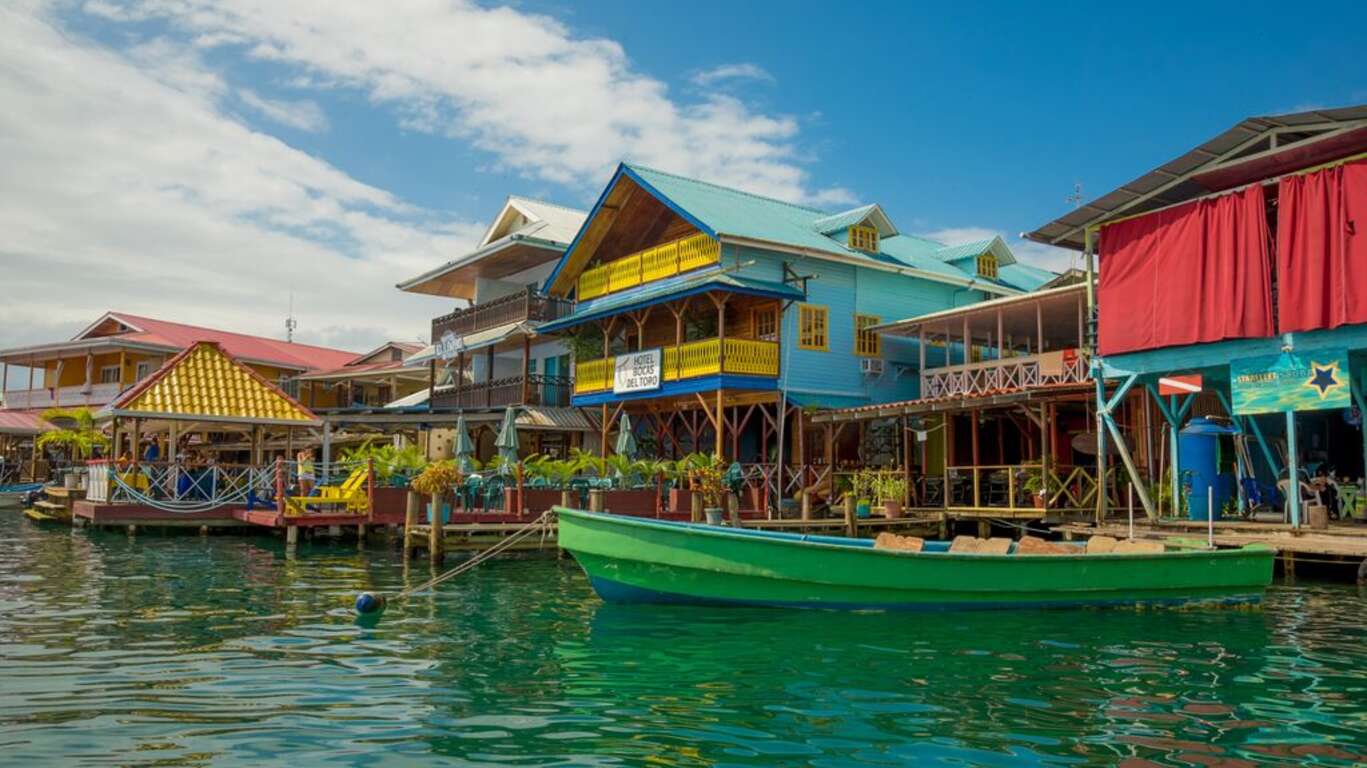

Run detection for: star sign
[[1306, 361, 1344, 399]]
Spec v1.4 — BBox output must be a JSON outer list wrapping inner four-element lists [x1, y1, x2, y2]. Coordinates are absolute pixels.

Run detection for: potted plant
[[1022, 471, 1047, 509], [37, 407, 109, 488], [876, 473, 907, 519], [411, 460, 463, 525], [694, 454, 727, 525], [851, 468, 877, 519]]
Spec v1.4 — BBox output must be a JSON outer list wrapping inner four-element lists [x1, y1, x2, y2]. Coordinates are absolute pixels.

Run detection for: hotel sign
[[436, 330, 463, 361], [1230, 349, 1350, 415], [614, 349, 662, 394]]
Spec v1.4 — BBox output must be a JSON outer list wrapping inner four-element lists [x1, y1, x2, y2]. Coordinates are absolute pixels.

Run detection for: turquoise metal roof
[[932, 239, 996, 263], [996, 263, 1056, 292], [811, 204, 880, 234], [626, 165, 970, 280], [786, 392, 872, 410], [537, 269, 804, 333]]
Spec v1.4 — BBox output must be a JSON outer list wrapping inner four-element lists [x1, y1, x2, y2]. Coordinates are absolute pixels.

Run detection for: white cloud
[[0, 3, 480, 356], [690, 63, 775, 87], [239, 88, 329, 132], [922, 227, 1079, 272], [82, 0, 847, 206]]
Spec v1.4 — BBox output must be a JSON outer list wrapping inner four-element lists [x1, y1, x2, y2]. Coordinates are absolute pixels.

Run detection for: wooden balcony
[[574, 338, 779, 396], [431, 287, 572, 342], [577, 232, 720, 301], [920, 349, 1088, 400], [431, 374, 573, 410]]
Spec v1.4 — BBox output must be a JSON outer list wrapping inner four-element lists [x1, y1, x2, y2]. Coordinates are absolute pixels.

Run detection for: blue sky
[[2, 0, 1365, 374]]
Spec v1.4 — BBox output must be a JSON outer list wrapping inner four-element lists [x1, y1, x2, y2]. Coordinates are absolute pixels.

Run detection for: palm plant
[[36, 407, 108, 460]]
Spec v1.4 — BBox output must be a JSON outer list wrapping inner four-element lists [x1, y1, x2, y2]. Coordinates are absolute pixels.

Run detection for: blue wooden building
[[539, 163, 1052, 507]]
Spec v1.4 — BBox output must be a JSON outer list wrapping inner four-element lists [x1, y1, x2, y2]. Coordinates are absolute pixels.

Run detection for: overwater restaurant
[[1027, 105, 1367, 527], [809, 279, 1163, 529], [539, 163, 1051, 512]]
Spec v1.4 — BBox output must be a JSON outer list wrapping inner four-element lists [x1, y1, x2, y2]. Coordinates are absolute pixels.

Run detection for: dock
[[1056, 519, 1367, 580]]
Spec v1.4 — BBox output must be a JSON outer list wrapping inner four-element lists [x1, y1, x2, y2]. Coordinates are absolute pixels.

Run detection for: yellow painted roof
[[114, 342, 318, 424]]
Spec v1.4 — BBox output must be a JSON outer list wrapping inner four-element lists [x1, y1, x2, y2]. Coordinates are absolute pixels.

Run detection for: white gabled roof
[[480, 196, 588, 248]]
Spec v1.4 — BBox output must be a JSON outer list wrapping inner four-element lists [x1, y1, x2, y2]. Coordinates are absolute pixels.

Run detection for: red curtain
[[1097, 185, 1273, 356], [1276, 159, 1367, 333]]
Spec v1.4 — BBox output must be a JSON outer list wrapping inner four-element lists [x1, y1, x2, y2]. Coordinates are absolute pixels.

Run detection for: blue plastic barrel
[[1178, 417, 1236, 521]]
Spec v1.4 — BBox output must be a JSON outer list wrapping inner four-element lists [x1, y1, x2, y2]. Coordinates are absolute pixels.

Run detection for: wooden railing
[[938, 462, 1126, 512], [431, 287, 572, 342], [577, 233, 720, 301], [431, 374, 572, 409], [921, 349, 1088, 399], [2, 382, 124, 409], [574, 338, 779, 395]]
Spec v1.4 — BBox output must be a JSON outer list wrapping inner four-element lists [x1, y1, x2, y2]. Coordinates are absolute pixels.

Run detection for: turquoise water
[[2, 515, 1366, 766]]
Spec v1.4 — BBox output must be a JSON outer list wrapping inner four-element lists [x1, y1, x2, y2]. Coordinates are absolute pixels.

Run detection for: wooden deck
[[1056, 519, 1367, 579]]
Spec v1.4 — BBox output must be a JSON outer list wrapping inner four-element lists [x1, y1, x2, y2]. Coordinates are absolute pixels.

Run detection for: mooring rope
[[354, 511, 555, 614]]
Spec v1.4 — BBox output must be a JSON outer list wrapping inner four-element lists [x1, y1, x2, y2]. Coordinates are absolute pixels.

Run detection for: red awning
[[1276, 158, 1367, 333], [0, 410, 54, 436]]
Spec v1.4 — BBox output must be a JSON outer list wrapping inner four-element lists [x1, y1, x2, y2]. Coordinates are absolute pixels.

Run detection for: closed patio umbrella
[[453, 414, 475, 473], [614, 413, 637, 459], [495, 406, 520, 469]]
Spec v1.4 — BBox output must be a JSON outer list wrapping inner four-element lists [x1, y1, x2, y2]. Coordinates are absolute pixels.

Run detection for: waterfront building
[[396, 196, 595, 459], [537, 163, 1054, 509], [0, 311, 359, 412], [1027, 105, 1367, 527], [295, 341, 429, 411]]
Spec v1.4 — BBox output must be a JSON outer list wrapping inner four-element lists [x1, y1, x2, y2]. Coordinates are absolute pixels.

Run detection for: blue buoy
[[355, 592, 386, 616]]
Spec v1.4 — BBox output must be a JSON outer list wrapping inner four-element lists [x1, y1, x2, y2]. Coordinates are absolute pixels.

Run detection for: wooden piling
[[429, 497, 445, 565], [843, 495, 856, 538], [404, 491, 421, 556], [978, 520, 990, 539], [286, 524, 299, 546]]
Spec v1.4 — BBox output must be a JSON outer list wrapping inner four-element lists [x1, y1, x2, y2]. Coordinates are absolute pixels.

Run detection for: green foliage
[[873, 473, 907, 504], [1022, 470, 1046, 495], [411, 460, 462, 498], [524, 454, 580, 489], [342, 439, 428, 484], [564, 326, 605, 363], [692, 454, 727, 509], [36, 407, 108, 460], [851, 468, 879, 503]]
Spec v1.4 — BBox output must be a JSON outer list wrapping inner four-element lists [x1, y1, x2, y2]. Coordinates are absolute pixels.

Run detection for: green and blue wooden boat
[[556, 508, 1275, 611]]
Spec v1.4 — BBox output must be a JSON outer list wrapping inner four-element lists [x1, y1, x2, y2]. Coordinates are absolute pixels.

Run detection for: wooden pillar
[[1039, 404, 1050, 509], [970, 409, 981, 508], [428, 360, 436, 406], [521, 335, 531, 404], [1287, 410, 1300, 529], [601, 403, 610, 456], [429, 501, 445, 564], [714, 389, 724, 458], [943, 414, 952, 509], [485, 345, 495, 407]]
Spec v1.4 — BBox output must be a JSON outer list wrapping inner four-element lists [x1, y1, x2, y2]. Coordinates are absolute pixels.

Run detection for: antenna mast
[[285, 292, 298, 342]]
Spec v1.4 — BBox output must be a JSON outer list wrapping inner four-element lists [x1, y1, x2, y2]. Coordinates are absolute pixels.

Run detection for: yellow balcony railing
[[572, 338, 779, 396], [577, 233, 720, 301], [572, 358, 611, 395]]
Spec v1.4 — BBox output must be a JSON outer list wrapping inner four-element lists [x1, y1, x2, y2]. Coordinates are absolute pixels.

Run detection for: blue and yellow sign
[[1230, 349, 1351, 415]]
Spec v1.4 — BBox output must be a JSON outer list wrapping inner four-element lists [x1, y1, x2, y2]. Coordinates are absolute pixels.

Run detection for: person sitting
[[1312, 465, 1340, 520]]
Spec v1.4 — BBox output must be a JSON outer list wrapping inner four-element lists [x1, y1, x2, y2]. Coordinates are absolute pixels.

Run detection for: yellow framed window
[[751, 306, 778, 342], [798, 304, 828, 351], [848, 224, 879, 253], [854, 314, 881, 357], [977, 253, 998, 278]]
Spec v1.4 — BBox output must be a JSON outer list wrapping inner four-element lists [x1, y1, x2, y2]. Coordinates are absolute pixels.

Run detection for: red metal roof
[[0, 410, 54, 435], [91, 312, 359, 372]]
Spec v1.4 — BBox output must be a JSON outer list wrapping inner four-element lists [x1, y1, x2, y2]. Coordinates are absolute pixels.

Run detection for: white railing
[[920, 350, 1088, 400], [3, 383, 124, 409]]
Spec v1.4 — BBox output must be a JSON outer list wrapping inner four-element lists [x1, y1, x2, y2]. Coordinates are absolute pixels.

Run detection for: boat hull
[[556, 508, 1275, 611]]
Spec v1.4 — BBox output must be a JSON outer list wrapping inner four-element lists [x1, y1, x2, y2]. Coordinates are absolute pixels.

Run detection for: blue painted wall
[[724, 242, 984, 405]]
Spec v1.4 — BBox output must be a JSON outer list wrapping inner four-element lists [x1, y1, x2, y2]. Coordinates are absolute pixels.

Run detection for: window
[[848, 224, 879, 253], [854, 314, 881, 357], [278, 375, 299, 398], [98, 365, 120, 384], [528, 358, 538, 375], [751, 306, 778, 342], [977, 252, 998, 279], [798, 304, 828, 351], [134, 361, 153, 381]]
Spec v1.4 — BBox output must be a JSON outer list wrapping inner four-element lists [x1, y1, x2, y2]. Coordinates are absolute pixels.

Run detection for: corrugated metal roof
[[1026, 105, 1367, 250], [107, 342, 320, 426], [0, 410, 54, 435], [98, 312, 358, 371]]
